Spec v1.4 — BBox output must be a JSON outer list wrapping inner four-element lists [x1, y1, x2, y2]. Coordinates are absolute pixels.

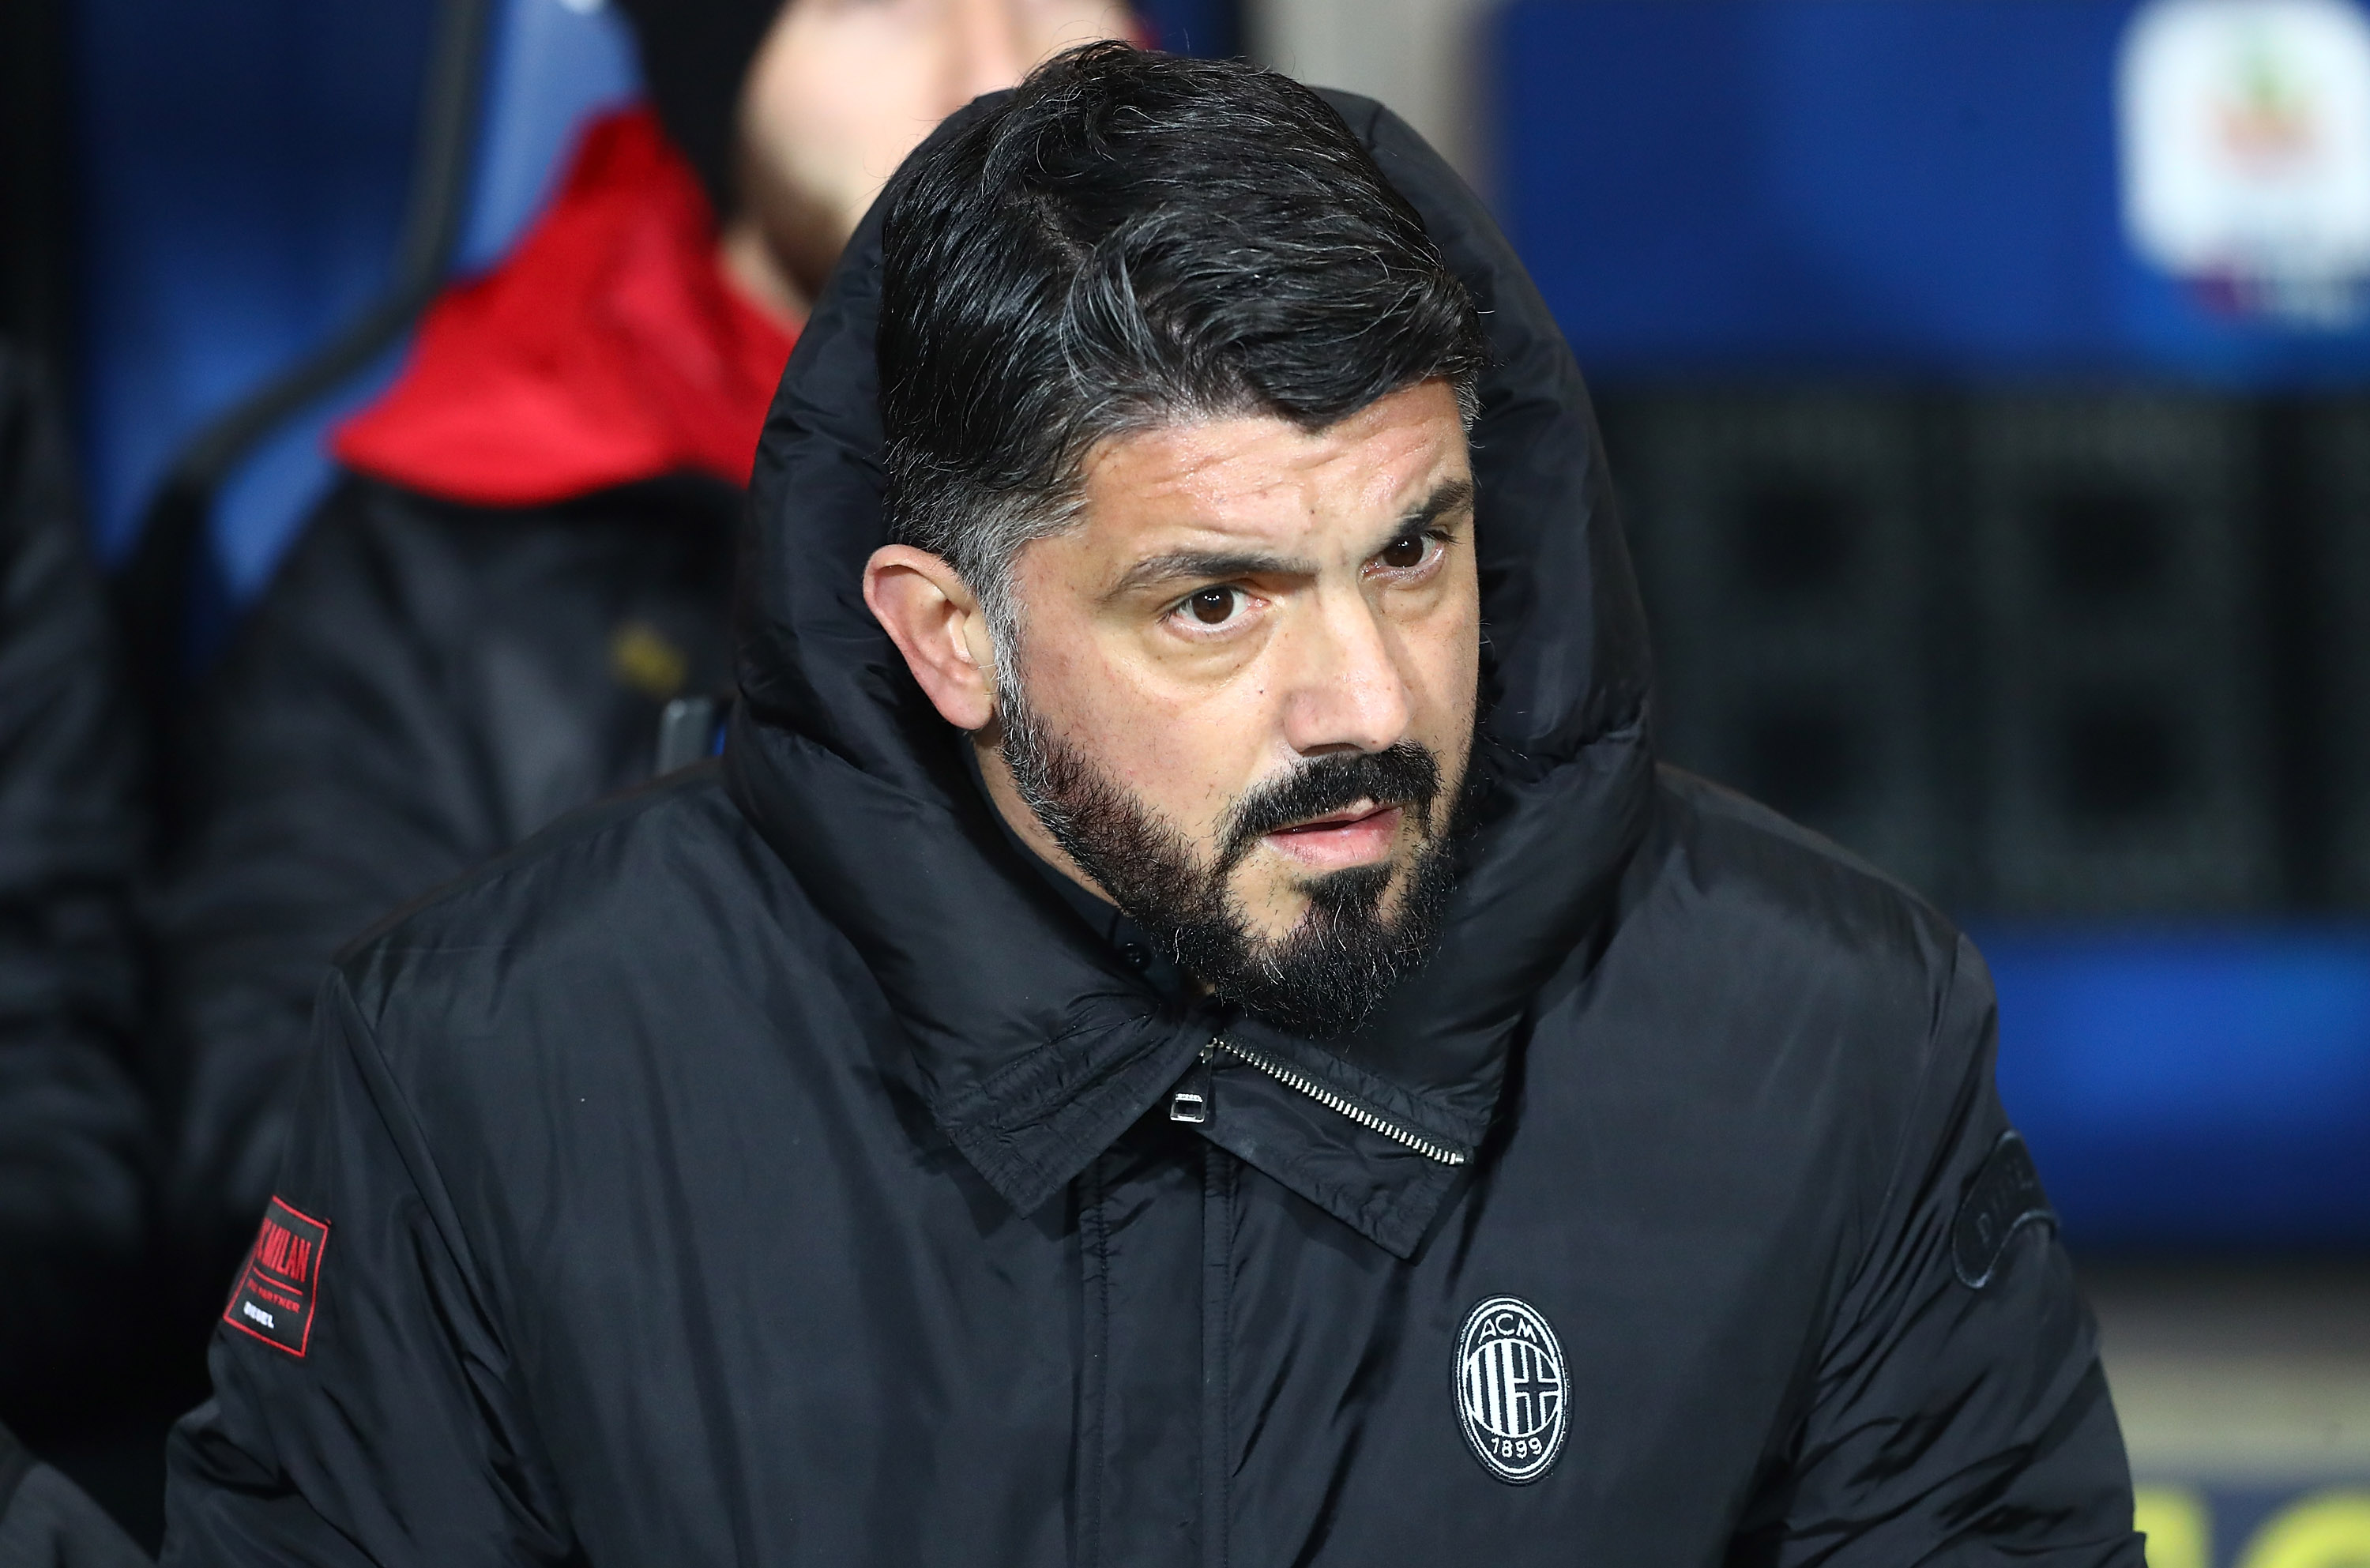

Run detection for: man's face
[[738, 0, 1131, 299], [986, 379, 1482, 1034]]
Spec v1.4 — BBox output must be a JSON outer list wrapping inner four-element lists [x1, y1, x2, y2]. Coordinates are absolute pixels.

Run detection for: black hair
[[876, 43, 1488, 633]]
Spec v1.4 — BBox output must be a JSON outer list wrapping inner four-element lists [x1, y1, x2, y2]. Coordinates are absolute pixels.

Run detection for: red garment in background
[[336, 107, 799, 506]]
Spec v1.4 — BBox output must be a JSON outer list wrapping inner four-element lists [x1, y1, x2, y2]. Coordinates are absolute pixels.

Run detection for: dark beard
[[999, 686, 1467, 1040]]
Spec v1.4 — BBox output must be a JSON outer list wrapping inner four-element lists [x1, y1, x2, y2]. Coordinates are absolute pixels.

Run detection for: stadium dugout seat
[[78, 0, 641, 684], [191, 0, 645, 608]]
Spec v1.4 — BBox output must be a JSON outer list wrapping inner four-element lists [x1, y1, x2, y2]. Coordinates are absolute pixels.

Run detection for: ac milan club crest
[[1455, 1295, 1567, 1483]]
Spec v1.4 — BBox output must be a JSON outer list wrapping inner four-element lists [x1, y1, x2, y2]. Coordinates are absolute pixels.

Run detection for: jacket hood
[[726, 88, 1655, 1257], [337, 108, 798, 509]]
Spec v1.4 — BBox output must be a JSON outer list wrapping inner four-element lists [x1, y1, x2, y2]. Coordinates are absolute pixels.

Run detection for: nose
[[1277, 587, 1418, 759], [944, 0, 1034, 111]]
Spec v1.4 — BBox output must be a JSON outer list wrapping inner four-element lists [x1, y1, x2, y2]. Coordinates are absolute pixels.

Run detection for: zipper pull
[[1168, 1040, 1218, 1125]]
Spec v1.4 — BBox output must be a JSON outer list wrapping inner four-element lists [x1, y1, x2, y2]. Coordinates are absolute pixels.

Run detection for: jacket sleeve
[[0, 348, 150, 1416], [1736, 935, 2143, 1566], [162, 971, 573, 1566], [158, 484, 506, 1304]]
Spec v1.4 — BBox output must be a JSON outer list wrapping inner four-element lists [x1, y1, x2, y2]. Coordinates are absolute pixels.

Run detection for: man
[[157, 0, 1132, 1307], [164, 47, 2142, 1562]]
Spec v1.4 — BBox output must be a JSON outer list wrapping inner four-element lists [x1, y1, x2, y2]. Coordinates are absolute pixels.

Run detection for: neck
[[715, 214, 811, 333]]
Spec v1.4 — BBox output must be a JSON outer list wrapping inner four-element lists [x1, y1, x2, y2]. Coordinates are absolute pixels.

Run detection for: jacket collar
[[726, 90, 1655, 1259]]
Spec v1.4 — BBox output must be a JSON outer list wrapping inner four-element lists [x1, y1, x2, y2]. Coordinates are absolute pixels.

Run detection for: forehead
[[1073, 381, 1471, 559]]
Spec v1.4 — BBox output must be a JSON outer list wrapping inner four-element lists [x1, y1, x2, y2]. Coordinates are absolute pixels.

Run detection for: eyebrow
[[1105, 476, 1477, 600]]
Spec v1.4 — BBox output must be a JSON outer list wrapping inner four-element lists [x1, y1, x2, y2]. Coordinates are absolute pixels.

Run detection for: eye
[[1378, 532, 1429, 571], [1186, 586, 1240, 625]]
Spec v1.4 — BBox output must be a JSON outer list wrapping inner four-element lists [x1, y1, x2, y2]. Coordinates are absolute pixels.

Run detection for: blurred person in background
[[0, 344, 152, 1559], [156, 0, 1134, 1318]]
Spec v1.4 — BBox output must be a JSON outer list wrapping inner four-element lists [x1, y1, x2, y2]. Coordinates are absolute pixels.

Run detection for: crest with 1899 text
[[1455, 1295, 1567, 1484]]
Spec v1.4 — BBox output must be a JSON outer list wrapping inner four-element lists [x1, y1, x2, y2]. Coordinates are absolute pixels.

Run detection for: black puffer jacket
[[0, 347, 149, 1426], [162, 96, 2139, 1564], [157, 472, 737, 1303]]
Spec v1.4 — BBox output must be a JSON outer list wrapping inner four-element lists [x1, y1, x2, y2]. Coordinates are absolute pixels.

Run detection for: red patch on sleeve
[[223, 1197, 330, 1357]]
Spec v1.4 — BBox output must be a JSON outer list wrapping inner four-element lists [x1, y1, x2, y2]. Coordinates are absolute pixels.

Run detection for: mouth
[[1261, 800, 1406, 871]]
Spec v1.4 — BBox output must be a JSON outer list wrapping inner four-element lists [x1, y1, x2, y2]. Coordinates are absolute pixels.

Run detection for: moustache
[[1216, 742, 1443, 874]]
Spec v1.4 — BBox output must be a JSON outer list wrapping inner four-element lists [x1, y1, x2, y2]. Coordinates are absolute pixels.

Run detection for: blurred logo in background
[[2120, 0, 2370, 325], [2138, 1486, 2370, 1567]]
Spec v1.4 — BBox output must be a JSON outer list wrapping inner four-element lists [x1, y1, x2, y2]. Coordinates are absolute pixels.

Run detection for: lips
[[1211, 743, 1443, 874], [1262, 801, 1406, 870], [1272, 801, 1396, 835]]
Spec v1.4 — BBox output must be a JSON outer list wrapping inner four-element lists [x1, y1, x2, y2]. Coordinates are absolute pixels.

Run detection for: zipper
[[1200, 1036, 1469, 1167]]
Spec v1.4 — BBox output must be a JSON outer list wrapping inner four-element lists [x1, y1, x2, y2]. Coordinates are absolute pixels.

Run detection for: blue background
[[1495, 0, 2370, 387]]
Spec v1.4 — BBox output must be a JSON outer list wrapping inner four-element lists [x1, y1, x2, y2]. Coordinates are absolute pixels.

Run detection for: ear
[[863, 545, 999, 731]]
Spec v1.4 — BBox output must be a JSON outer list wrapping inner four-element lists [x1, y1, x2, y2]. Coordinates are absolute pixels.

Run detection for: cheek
[[1401, 578, 1483, 748], [1025, 640, 1281, 838], [1401, 552, 1481, 660]]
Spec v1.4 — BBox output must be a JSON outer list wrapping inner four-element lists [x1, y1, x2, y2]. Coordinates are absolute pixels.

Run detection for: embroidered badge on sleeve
[[1951, 1130, 2057, 1290], [223, 1197, 330, 1357]]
